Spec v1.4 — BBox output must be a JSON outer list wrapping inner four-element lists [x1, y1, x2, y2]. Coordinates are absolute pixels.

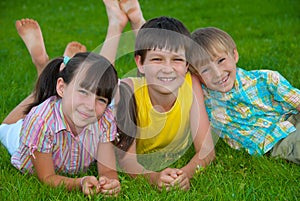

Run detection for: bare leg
[[100, 0, 129, 64], [2, 41, 87, 124], [3, 19, 48, 124], [2, 95, 34, 124], [16, 18, 49, 76], [3, 21, 87, 124], [119, 0, 145, 35]]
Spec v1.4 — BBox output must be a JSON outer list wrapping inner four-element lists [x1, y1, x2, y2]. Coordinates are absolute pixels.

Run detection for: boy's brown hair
[[191, 27, 237, 68]]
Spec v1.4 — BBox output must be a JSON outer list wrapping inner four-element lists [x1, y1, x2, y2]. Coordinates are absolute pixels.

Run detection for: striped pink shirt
[[11, 96, 116, 174]]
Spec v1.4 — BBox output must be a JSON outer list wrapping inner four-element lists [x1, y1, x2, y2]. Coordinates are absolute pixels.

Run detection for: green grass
[[1, 0, 300, 200]]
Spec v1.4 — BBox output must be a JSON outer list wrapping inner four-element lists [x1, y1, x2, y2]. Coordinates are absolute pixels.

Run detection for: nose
[[84, 95, 96, 110], [211, 63, 222, 78], [161, 60, 174, 73]]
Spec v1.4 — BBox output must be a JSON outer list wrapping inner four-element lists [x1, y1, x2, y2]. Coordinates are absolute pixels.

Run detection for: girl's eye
[[218, 58, 225, 64], [97, 97, 108, 104], [79, 89, 88, 95]]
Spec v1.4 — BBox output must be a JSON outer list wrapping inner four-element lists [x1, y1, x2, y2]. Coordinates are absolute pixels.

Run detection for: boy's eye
[[173, 58, 185, 62], [151, 58, 162, 61], [200, 68, 208, 74], [218, 58, 225, 64]]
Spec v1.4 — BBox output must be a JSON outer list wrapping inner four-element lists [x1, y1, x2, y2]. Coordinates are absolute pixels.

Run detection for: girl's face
[[135, 48, 188, 95], [56, 76, 108, 135], [197, 49, 239, 93]]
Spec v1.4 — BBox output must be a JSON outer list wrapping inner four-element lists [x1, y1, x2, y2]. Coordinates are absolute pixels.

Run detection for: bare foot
[[103, 0, 128, 31], [63, 41, 87, 57], [119, 0, 145, 33], [60, 41, 87, 71], [15, 18, 49, 76]]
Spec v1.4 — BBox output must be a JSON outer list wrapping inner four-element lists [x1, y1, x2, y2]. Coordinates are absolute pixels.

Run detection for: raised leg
[[15, 18, 49, 76]]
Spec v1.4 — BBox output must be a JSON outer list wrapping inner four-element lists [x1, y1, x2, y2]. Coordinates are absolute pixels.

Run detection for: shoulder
[[28, 96, 58, 114], [190, 73, 204, 93], [120, 78, 134, 90], [24, 96, 61, 130], [237, 68, 279, 85], [251, 69, 288, 85]]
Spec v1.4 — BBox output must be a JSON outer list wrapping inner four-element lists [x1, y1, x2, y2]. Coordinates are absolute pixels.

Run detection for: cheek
[[95, 104, 107, 118], [200, 74, 212, 85]]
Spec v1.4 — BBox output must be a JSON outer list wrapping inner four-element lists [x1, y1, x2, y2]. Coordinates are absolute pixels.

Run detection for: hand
[[99, 176, 121, 196], [81, 176, 102, 195], [154, 168, 183, 191], [170, 169, 190, 191]]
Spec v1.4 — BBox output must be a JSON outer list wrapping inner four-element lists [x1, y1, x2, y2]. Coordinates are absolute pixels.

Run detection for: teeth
[[215, 76, 228, 85], [158, 77, 175, 82]]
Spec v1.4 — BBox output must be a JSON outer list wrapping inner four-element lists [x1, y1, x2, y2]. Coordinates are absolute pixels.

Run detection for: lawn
[[0, 0, 299, 200]]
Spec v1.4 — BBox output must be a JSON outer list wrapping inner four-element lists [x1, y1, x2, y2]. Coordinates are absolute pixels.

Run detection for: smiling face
[[57, 76, 108, 135], [191, 27, 239, 93], [136, 48, 188, 95], [197, 49, 239, 93]]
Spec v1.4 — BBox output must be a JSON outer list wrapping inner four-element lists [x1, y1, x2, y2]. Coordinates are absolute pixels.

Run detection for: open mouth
[[215, 74, 229, 85], [157, 77, 176, 82]]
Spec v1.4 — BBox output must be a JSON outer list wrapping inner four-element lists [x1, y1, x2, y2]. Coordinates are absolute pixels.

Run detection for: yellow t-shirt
[[131, 72, 193, 160]]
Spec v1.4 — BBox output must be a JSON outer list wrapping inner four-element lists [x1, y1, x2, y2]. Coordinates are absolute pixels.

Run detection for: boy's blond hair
[[190, 27, 236, 68]]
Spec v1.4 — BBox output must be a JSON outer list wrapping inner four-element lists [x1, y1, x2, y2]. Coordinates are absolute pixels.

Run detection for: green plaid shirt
[[203, 68, 300, 155]]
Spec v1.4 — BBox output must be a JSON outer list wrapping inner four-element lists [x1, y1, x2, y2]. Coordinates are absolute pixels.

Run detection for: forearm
[[118, 156, 145, 177], [41, 174, 82, 191], [181, 149, 215, 179], [98, 163, 119, 181]]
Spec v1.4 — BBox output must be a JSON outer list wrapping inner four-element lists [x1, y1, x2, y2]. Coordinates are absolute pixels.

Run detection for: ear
[[185, 62, 189, 73], [56, 78, 65, 98], [135, 55, 145, 74], [233, 48, 239, 63]]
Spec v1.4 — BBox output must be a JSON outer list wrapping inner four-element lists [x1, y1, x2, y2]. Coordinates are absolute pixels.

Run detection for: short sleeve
[[20, 114, 54, 155], [266, 70, 300, 109], [99, 106, 117, 142]]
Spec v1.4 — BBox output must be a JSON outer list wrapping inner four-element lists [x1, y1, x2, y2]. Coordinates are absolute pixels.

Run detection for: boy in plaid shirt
[[191, 27, 300, 164]]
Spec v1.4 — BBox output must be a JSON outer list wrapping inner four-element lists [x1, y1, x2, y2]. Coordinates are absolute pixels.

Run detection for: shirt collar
[[55, 99, 94, 134], [53, 98, 68, 133]]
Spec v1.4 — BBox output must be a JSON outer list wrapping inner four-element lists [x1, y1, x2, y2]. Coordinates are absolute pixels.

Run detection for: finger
[[164, 168, 180, 179], [98, 176, 109, 186], [157, 183, 171, 192], [180, 181, 190, 191], [175, 169, 183, 175], [172, 176, 190, 191], [101, 187, 121, 196], [101, 179, 120, 189], [160, 174, 176, 184], [101, 179, 121, 196]]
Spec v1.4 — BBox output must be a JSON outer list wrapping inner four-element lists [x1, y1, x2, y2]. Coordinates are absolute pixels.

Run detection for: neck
[[64, 115, 81, 136], [148, 88, 178, 112]]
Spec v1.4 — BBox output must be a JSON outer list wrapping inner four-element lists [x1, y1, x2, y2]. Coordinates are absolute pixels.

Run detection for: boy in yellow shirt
[[101, 0, 215, 191]]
